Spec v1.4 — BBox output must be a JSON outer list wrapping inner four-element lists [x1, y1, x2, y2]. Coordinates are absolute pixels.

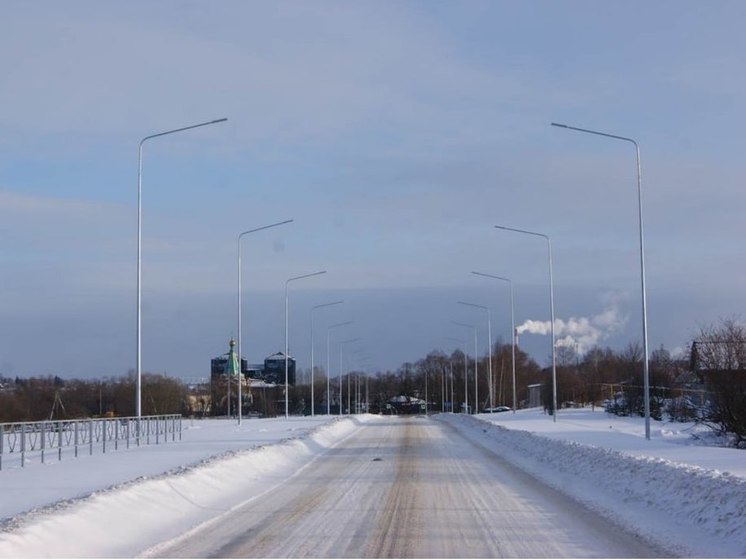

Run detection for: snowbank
[[438, 413, 746, 558], [0, 416, 371, 558]]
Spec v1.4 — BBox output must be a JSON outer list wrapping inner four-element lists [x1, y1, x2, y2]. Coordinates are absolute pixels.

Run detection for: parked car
[[482, 406, 512, 413]]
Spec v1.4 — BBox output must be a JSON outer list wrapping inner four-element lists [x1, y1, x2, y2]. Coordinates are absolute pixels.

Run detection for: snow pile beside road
[[0, 416, 370, 558], [439, 413, 746, 557]]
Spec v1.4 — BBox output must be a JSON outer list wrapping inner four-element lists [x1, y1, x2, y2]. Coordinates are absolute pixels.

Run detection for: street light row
[[138, 118, 649, 437], [444, 121, 649, 439], [138, 117, 363, 423]]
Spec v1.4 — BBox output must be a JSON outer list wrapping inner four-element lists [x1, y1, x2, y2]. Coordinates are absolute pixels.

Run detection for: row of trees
[[1, 318, 743, 445], [0, 373, 188, 423]]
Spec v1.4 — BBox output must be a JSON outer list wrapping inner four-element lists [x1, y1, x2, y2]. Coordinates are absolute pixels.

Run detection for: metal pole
[[452, 322, 476, 414], [472, 272, 518, 413], [237, 220, 293, 425], [509, 282, 516, 412], [339, 338, 362, 415], [136, 117, 227, 418], [311, 301, 344, 416], [551, 122, 650, 439], [424, 362, 428, 415], [458, 302, 492, 412], [441, 364, 445, 412], [327, 321, 353, 414], [444, 338, 463, 413], [487, 309, 492, 410], [449, 360, 453, 412], [464, 345, 468, 413], [547, 235, 558, 421], [284, 271, 327, 418], [495, 225, 558, 421], [473, 328, 478, 412]]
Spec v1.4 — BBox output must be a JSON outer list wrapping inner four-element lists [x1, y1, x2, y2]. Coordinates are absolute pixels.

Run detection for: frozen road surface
[[149, 416, 663, 558]]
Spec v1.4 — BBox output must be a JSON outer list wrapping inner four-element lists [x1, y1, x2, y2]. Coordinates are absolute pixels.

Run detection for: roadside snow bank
[[0, 416, 370, 558], [438, 413, 746, 558]]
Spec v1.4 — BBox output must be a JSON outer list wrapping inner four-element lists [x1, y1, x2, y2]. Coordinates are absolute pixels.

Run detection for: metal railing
[[0, 414, 182, 470]]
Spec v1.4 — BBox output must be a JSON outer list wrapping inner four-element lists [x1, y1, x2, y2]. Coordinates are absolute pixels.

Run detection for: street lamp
[[458, 301, 492, 413], [339, 338, 362, 415], [310, 301, 344, 416], [551, 121, 651, 440], [444, 336, 466, 413], [237, 219, 293, 425], [495, 224, 557, 421], [137, 117, 227, 418], [285, 270, 327, 418], [451, 322, 477, 414], [350, 348, 368, 414], [327, 321, 353, 414], [472, 271, 517, 413]]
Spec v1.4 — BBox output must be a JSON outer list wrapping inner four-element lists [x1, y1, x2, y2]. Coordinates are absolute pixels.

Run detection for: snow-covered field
[[0, 409, 744, 557]]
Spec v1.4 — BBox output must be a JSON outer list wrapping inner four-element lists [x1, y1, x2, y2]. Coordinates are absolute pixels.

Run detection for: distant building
[[210, 339, 250, 417], [209, 346, 294, 417], [527, 383, 542, 408], [260, 352, 296, 385]]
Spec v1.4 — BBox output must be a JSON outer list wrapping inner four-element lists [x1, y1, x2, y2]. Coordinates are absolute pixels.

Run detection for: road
[[148, 416, 664, 558]]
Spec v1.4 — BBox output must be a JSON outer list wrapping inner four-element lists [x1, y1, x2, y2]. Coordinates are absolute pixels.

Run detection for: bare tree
[[691, 318, 746, 445]]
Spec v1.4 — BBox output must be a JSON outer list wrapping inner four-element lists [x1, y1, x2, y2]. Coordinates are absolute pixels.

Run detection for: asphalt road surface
[[149, 416, 664, 558]]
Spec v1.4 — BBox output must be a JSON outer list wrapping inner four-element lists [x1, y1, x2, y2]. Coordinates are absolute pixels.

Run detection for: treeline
[[310, 340, 682, 417], [2, 318, 743, 445], [0, 373, 188, 423]]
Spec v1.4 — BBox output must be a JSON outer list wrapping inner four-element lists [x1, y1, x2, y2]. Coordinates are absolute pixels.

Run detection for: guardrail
[[0, 415, 182, 470]]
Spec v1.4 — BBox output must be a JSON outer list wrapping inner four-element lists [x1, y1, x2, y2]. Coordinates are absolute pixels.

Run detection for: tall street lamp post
[[495, 224, 557, 421], [285, 271, 327, 418], [350, 348, 368, 413], [458, 301, 492, 412], [551, 121, 651, 440], [237, 219, 293, 425], [310, 301, 344, 416], [451, 322, 477, 414], [137, 117, 227, 418], [472, 271, 517, 413], [444, 337, 466, 413], [339, 338, 362, 415], [327, 321, 353, 414]]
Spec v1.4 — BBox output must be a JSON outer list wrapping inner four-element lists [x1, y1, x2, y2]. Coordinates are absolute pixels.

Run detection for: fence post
[[156, 416, 160, 445], [0, 424, 4, 471], [126, 419, 130, 449], [89, 420, 93, 456], [58, 421, 63, 461], [41, 422, 46, 464], [21, 424, 26, 468], [102, 419, 107, 454], [74, 421, 79, 458]]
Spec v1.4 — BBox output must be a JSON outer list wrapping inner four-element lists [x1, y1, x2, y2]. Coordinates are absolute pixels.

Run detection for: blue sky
[[2, 1, 746, 378]]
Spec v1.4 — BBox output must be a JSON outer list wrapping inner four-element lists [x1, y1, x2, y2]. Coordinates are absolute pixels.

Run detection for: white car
[[483, 406, 512, 413]]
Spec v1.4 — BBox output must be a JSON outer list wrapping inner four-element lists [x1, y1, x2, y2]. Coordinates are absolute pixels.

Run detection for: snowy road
[[148, 416, 663, 558]]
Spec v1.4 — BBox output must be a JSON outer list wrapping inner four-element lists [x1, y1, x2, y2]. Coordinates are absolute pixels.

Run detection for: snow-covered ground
[[444, 409, 746, 557], [0, 409, 744, 557]]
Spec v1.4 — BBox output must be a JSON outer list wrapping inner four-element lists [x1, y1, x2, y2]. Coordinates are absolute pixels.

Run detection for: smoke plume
[[515, 295, 626, 355]]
